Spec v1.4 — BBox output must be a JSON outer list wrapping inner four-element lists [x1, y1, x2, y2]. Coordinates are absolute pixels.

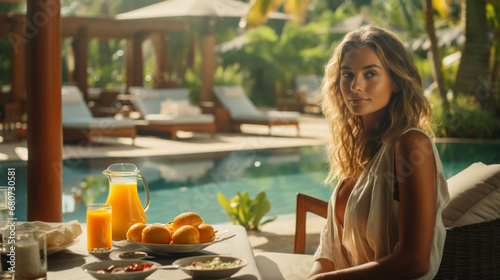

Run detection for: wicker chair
[[294, 193, 500, 280]]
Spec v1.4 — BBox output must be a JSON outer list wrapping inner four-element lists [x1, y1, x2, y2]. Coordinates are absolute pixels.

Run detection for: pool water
[[2, 142, 499, 225]]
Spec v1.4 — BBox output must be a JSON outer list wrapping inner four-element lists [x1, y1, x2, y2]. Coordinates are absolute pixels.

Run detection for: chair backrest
[[212, 86, 259, 118], [61, 85, 93, 121], [295, 75, 321, 104], [129, 87, 189, 116], [294, 193, 328, 254]]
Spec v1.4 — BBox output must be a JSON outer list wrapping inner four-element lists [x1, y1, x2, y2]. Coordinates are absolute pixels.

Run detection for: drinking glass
[[86, 203, 112, 253], [0, 187, 10, 245], [0, 187, 13, 279], [15, 230, 47, 280]]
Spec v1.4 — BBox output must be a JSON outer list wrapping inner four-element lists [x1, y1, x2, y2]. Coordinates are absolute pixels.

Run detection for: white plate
[[126, 228, 235, 254], [173, 255, 247, 279], [81, 260, 161, 280], [47, 239, 79, 256]]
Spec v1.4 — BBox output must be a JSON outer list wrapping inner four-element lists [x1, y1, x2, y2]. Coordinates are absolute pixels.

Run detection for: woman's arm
[[308, 130, 436, 280], [308, 258, 335, 278]]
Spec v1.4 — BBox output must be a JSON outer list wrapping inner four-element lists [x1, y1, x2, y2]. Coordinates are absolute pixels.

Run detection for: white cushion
[[442, 162, 500, 228], [220, 86, 245, 98], [129, 87, 191, 116], [160, 99, 201, 117], [61, 86, 84, 104], [213, 86, 260, 118], [61, 86, 93, 120]]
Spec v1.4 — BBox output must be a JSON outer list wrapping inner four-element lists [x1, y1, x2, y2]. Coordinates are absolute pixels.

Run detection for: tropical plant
[[431, 94, 500, 138], [217, 190, 277, 231]]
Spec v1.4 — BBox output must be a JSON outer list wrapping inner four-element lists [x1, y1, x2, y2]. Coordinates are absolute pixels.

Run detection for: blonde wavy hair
[[321, 25, 433, 183]]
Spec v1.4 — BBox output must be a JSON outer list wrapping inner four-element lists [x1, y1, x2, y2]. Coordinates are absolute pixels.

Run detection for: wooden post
[[72, 27, 88, 100], [200, 19, 216, 103], [151, 32, 169, 88], [10, 15, 26, 103], [27, 0, 63, 222], [126, 34, 144, 90]]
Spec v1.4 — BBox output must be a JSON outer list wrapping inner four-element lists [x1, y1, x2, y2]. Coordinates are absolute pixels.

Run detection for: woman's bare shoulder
[[395, 129, 433, 155]]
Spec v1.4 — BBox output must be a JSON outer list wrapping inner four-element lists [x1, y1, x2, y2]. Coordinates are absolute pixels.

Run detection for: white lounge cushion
[[62, 86, 135, 130], [129, 87, 192, 116], [213, 86, 260, 118], [213, 86, 299, 122], [442, 162, 500, 228], [62, 86, 93, 120], [143, 114, 214, 125], [231, 111, 299, 122], [160, 99, 201, 117], [255, 252, 313, 280]]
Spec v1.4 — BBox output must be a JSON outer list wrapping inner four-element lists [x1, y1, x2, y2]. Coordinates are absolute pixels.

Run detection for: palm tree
[[488, 0, 500, 117], [453, 0, 491, 109], [423, 0, 447, 103]]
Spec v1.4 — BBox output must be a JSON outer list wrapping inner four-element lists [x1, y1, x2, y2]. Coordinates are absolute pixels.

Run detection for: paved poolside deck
[[0, 114, 330, 162]]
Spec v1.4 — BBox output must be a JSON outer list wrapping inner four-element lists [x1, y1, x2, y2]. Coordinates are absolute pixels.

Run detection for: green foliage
[[218, 17, 335, 106], [217, 190, 277, 231], [80, 176, 108, 204], [183, 63, 250, 103], [85, 39, 126, 89], [431, 94, 500, 138]]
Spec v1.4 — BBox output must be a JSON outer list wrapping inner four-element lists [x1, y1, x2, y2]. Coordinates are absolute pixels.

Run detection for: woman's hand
[[307, 258, 334, 279]]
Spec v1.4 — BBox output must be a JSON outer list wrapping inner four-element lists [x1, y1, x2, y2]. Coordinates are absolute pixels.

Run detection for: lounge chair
[[295, 75, 322, 113], [213, 85, 300, 135], [277, 75, 322, 113], [61, 86, 136, 145], [255, 163, 500, 279], [129, 87, 215, 140]]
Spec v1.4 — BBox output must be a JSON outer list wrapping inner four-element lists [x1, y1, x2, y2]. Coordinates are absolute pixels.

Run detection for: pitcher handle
[[138, 175, 150, 212]]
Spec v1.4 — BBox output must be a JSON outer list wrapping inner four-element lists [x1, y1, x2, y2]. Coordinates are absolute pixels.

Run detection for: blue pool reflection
[[2, 142, 499, 224]]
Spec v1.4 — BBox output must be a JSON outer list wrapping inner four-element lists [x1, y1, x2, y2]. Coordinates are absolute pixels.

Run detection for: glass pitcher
[[103, 163, 150, 240]]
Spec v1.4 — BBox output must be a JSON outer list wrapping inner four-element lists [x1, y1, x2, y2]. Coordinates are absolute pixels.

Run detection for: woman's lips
[[348, 98, 369, 105]]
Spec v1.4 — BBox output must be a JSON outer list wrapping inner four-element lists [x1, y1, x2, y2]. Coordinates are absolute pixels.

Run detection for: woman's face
[[339, 46, 398, 127]]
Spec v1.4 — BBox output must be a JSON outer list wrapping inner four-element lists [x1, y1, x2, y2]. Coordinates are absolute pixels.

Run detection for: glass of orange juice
[[86, 203, 112, 253]]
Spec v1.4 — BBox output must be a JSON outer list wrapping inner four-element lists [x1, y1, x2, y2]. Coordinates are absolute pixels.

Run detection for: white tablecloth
[[47, 224, 262, 280]]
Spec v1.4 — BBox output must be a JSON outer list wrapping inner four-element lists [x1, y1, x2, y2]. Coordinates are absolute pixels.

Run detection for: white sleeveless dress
[[314, 128, 450, 279]]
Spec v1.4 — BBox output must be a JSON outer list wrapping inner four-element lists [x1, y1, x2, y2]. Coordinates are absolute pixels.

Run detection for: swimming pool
[[2, 142, 499, 224]]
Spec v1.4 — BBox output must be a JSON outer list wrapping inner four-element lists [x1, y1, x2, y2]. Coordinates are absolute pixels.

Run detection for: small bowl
[[81, 260, 161, 280], [173, 255, 247, 279], [118, 251, 151, 260]]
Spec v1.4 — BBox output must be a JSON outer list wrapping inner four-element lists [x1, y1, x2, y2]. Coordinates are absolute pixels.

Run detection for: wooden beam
[[10, 14, 26, 102], [126, 34, 144, 89], [72, 27, 88, 99], [27, 0, 63, 222], [61, 17, 186, 38], [200, 20, 216, 103], [151, 32, 169, 88], [1, 13, 187, 38]]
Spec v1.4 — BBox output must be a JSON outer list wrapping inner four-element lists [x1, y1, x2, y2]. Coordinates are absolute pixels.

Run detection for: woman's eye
[[366, 72, 377, 78], [341, 72, 353, 78]]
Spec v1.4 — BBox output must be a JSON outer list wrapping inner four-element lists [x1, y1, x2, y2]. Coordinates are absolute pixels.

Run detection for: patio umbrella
[[328, 14, 404, 34], [116, 0, 291, 20], [407, 26, 464, 52], [116, 0, 291, 103]]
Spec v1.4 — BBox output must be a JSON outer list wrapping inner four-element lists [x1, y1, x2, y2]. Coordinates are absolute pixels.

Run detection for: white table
[[47, 224, 262, 280]]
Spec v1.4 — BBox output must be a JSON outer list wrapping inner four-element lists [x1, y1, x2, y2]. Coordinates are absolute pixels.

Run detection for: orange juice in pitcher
[[103, 163, 150, 240]]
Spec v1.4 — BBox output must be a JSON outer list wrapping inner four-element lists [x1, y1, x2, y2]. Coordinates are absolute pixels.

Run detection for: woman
[[308, 25, 449, 280]]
